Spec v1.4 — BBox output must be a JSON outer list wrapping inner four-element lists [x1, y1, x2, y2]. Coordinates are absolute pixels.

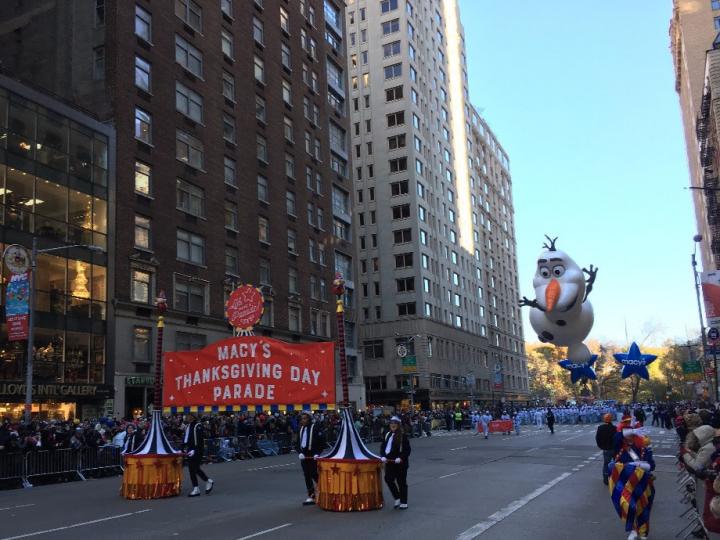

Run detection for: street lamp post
[[691, 234, 718, 401], [14, 239, 103, 424]]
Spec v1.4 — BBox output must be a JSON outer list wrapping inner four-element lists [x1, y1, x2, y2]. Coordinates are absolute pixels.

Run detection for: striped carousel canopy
[[321, 407, 380, 461], [128, 409, 180, 456]]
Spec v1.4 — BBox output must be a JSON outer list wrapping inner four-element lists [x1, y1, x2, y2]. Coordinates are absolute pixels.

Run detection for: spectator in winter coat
[[682, 425, 718, 473]]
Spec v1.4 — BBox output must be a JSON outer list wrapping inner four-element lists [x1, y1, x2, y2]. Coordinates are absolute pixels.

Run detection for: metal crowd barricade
[[0, 452, 26, 487], [24, 449, 83, 485], [79, 446, 124, 477]]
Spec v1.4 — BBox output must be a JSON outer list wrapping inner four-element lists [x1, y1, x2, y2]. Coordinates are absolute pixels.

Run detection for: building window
[[175, 35, 203, 77], [176, 130, 204, 169], [382, 18, 399, 35], [281, 43, 292, 70], [381, 0, 398, 12], [285, 153, 295, 178], [288, 305, 301, 332], [259, 258, 271, 285], [389, 157, 407, 173], [176, 332, 206, 351], [134, 107, 151, 143], [258, 216, 270, 243], [222, 71, 235, 101], [364, 340, 384, 359], [282, 80, 292, 105], [174, 275, 208, 314], [224, 157, 236, 187], [95, 0, 106, 26], [289, 268, 299, 294], [135, 56, 151, 91], [221, 0, 233, 17], [257, 175, 269, 202], [390, 180, 409, 196], [177, 229, 205, 264], [256, 95, 267, 122], [397, 302, 416, 316], [253, 16, 265, 44], [175, 0, 202, 31], [254, 56, 265, 83], [223, 114, 236, 143], [225, 246, 239, 275], [256, 135, 268, 162], [134, 161, 151, 196], [284, 116, 294, 142], [225, 200, 238, 230], [221, 29, 234, 59], [175, 82, 203, 122], [383, 40, 401, 58], [384, 63, 402, 80], [131, 269, 152, 303], [288, 228, 298, 253], [93, 47, 105, 80], [176, 178, 205, 217], [132, 326, 151, 363], [393, 228, 411, 244], [392, 204, 410, 220], [135, 5, 152, 42], [286, 190, 297, 216], [394, 253, 413, 269], [134, 215, 151, 249]]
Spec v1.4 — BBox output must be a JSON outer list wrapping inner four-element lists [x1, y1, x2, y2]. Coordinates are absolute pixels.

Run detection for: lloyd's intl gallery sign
[[163, 336, 336, 408], [0, 383, 113, 400]]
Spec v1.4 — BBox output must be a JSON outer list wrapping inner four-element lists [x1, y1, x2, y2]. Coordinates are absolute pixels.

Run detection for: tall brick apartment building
[[0, 0, 360, 418]]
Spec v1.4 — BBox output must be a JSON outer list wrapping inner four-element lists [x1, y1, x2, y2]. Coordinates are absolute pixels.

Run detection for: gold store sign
[[0, 383, 113, 399]]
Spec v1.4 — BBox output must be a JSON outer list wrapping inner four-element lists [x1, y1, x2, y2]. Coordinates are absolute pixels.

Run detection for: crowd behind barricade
[[0, 401, 688, 490]]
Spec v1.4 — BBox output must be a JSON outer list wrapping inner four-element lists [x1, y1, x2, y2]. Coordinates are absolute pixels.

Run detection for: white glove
[[394, 458, 402, 464], [381, 457, 387, 463], [313, 455, 319, 459], [636, 461, 651, 471], [187, 450, 194, 458], [298, 453, 305, 460]]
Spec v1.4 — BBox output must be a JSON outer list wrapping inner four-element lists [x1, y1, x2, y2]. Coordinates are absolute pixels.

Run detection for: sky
[[457, 0, 698, 347]]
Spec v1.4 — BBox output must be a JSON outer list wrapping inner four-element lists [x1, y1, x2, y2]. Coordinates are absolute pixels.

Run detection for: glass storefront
[[0, 83, 111, 419]]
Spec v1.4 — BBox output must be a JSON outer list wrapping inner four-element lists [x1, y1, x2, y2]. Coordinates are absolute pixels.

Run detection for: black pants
[[188, 457, 208, 487], [384, 463, 408, 504], [602, 449, 614, 480], [301, 458, 318, 496], [548, 422, 554, 434]]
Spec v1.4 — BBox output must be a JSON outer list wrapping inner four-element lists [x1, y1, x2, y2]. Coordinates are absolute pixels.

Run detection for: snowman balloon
[[520, 236, 599, 382]]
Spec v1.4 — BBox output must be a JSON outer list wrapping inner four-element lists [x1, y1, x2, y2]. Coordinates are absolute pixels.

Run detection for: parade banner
[[5, 272, 29, 341], [701, 271, 720, 327], [163, 336, 335, 408], [488, 420, 513, 433]]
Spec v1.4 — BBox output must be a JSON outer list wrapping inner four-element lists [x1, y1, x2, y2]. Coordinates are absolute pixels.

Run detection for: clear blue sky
[[458, 0, 698, 346]]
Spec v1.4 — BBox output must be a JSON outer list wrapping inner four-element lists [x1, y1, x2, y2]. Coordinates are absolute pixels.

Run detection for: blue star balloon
[[613, 342, 657, 380], [558, 355, 598, 384]]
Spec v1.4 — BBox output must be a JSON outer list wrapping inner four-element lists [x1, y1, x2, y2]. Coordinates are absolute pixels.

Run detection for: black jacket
[[380, 431, 411, 466], [183, 422, 204, 458], [123, 431, 140, 454], [297, 423, 325, 456], [595, 423, 616, 451], [546, 411, 555, 424]]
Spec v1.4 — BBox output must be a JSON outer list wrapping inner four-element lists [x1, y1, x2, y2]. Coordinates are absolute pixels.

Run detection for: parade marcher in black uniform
[[297, 411, 325, 505], [546, 408, 555, 434], [183, 413, 214, 497], [380, 416, 411, 509], [121, 424, 140, 454]]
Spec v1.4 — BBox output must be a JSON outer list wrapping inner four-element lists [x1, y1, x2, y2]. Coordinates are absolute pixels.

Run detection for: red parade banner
[[163, 336, 335, 407]]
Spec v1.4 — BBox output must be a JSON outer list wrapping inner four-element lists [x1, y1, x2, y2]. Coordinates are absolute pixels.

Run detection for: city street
[[0, 425, 684, 540]]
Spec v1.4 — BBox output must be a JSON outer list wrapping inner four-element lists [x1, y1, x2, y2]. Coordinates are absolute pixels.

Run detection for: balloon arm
[[519, 296, 543, 311], [582, 265, 598, 301]]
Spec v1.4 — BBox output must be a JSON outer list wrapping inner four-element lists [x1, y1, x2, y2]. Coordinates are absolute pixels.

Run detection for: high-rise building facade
[[670, 0, 720, 270], [0, 0, 363, 418], [0, 74, 115, 420], [346, 0, 527, 409]]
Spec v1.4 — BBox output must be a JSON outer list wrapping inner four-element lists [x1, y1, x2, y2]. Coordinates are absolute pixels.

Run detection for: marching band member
[[297, 411, 325, 505], [183, 413, 214, 497], [380, 416, 411, 509]]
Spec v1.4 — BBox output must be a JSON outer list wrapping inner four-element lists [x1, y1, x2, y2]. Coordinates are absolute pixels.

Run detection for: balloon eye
[[552, 265, 565, 277], [539, 266, 550, 278]]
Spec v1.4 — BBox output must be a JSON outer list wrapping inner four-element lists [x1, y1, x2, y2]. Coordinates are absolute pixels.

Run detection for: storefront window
[[33, 328, 63, 382], [35, 179, 68, 241], [68, 260, 91, 317], [92, 196, 107, 249], [92, 136, 108, 186], [36, 110, 69, 171], [91, 264, 106, 319], [90, 335, 104, 383], [69, 128, 92, 181], [35, 253, 67, 314], [68, 189, 93, 245], [4, 167, 34, 233], [64, 331, 89, 383]]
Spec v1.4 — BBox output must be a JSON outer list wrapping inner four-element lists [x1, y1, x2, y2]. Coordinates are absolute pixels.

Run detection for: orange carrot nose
[[545, 279, 561, 312]]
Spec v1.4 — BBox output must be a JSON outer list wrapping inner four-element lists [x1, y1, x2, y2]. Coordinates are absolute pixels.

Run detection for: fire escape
[[697, 90, 720, 259]]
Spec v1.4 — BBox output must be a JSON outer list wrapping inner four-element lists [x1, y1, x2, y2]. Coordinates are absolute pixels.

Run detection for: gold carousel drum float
[[316, 408, 383, 512], [121, 409, 183, 500]]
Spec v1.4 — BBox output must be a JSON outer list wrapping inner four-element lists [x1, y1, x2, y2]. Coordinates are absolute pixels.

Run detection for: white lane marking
[[0, 509, 151, 540], [560, 433, 585, 442], [525, 447, 538, 453], [245, 463, 295, 472], [439, 472, 462, 479], [456, 472, 573, 540], [450, 446, 468, 451], [0, 504, 35, 512], [656, 454, 677, 458], [236, 523, 293, 540]]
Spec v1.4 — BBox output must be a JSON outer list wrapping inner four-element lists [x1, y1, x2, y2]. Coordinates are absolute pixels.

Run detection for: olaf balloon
[[520, 236, 598, 379]]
